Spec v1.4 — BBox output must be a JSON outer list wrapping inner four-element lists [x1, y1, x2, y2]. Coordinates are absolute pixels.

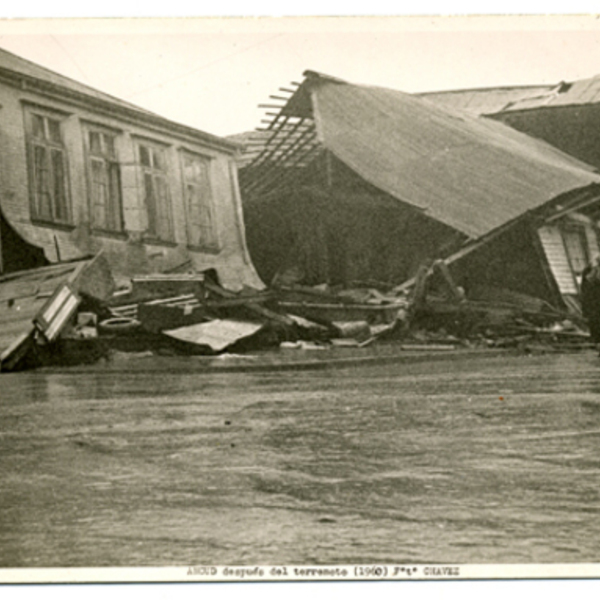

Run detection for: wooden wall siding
[[0, 82, 263, 291], [538, 225, 577, 295]]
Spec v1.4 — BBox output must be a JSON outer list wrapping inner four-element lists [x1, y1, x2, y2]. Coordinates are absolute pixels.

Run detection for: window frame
[[83, 125, 125, 237], [136, 139, 174, 244], [24, 108, 73, 228], [180, 149, 219, 252]]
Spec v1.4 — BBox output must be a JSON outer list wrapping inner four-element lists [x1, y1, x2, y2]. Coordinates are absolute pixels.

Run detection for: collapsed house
[[422, 76, 600, 301], [5, 59, 600, 371], [0, 46, 261, 291], [237, 70, 600, 313], [422, 74, 600, 175]]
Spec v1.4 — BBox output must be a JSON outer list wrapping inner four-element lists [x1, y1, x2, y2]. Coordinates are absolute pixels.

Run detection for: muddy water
[[2, 352, 600, 567]]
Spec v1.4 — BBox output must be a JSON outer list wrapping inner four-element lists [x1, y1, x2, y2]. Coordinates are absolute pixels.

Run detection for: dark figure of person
[[580, 257, 600, 351]]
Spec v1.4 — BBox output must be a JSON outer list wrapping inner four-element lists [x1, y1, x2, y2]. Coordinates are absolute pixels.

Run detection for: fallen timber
[[0, 255, 595, 372], [0, 253, 114, 371]]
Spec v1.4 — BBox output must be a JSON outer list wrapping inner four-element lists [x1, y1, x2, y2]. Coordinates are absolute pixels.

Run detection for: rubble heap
[[0, 255, 592, 372]]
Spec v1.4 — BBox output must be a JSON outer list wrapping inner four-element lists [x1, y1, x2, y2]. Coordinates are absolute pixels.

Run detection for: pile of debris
[[0, 255, 593, 372], [405, 260, 593, 353], [101, 270, 408, 356], [0, 255, 408, 371]]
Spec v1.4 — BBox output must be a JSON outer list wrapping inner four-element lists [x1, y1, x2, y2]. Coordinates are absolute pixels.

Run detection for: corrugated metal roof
[[501, 76, 600, 112], [418, 85, 554, 116], [309, 74, 600, 238], [416, 76, 600, 116]]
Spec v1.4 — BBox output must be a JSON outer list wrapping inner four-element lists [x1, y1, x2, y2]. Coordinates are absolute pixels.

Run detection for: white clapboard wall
[[538, 225, 578, 295]]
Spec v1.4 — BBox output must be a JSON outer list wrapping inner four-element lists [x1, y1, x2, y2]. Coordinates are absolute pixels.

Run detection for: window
[[562, 223, 590, 278], [86, 129, 123, 232], [182, 152, 218, 249], [138, 142, 173, 241], [27, 112, 71, 225]]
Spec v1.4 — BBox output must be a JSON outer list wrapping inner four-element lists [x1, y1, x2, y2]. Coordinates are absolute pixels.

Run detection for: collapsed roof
[[417, 84, 556, 116], [419, 76, 600, 116], [240, 71, 600, 240], [497, 75, 600, 113]]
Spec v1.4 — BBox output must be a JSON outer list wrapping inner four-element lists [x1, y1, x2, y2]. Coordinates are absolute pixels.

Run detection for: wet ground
[[2, 349, 600, 567]]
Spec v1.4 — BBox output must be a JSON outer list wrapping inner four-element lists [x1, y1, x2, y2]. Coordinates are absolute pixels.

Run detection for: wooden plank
[[0, 215, 3, 275], [0, 331, 34, 371], [205, 281, 295, 326], [34, 283, 81, 342]]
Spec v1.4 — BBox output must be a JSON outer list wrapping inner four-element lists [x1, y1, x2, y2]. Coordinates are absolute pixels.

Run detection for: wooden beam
[[257, 104, 286, 109], [204, 281, 295, 326], [0, 214, 4, 275], [432, 259, 465, 304]]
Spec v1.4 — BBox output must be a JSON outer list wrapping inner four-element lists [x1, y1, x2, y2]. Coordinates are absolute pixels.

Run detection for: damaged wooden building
[[237, 70, 600, 313], [0, 46, 262, 291], [422, 75, 600, 303]]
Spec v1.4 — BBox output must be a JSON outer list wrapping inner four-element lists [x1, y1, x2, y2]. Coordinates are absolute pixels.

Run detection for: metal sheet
[[501, 76, 600, 112], [419, 85, 555, 116], [242, 71, 600, 239], [310, 75, 600, 238], [164, 319, 263, 352]]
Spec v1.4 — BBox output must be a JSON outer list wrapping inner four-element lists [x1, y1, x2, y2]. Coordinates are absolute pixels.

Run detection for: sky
[[1, 15, 600, 137]]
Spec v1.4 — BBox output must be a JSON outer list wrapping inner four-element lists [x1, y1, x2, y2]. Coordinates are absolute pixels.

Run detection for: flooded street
[[2, 350, 600, 567]]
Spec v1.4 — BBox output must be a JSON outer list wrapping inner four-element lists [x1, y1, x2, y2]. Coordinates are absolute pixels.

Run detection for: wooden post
[[0, 215, 4, 275], [432, 260, 465, 304], [408, 264, 431, 316]]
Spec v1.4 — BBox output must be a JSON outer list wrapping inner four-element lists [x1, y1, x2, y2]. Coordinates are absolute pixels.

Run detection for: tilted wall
[[0, 80, 262, 291]]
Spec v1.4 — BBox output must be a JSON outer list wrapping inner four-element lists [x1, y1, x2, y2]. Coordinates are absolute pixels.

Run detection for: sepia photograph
[[1, 10, 600, 586]]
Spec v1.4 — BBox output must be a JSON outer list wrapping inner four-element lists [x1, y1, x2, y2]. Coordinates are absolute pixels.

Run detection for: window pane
[[107, 163, 123, 231], [104, 134, 116, 158], [152, 149, 164, 171], [90, 159, 107, 228], [91, 158, 106, 187], [51, 149, 68, 221], [33, 145, 52, 220], [183, 158, 195, 180], [183, 154, 215, 247], [47, 119, 62, 144], [144, 173, 157, 235], [153, 175, 171, 239], [89, 131, 102, 155], [139, 145, 151, 167], [31, 114, 45, 139], [187, 184, 199, 211], [197, 159, 209, 181]]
